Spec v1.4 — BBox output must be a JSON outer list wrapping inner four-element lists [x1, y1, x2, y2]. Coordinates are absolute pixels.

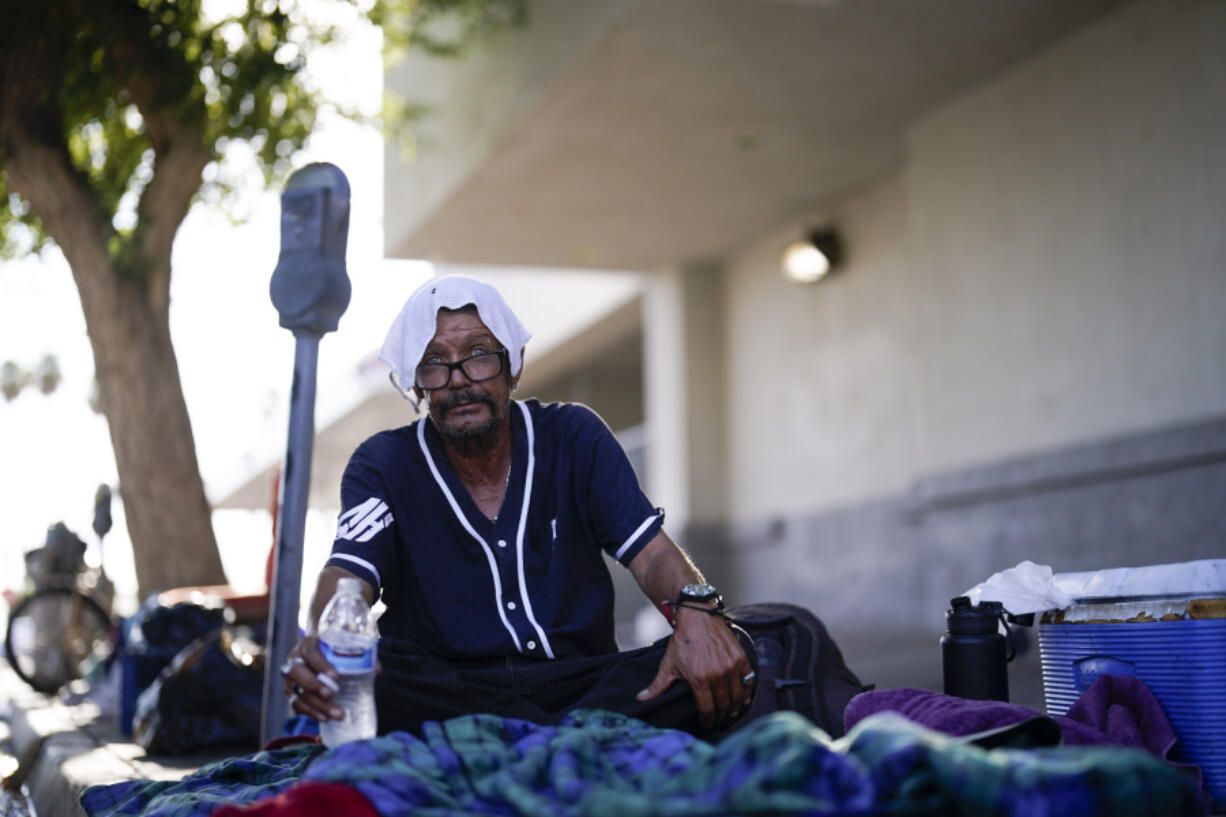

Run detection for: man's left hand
[[635, 606, 755, 729]]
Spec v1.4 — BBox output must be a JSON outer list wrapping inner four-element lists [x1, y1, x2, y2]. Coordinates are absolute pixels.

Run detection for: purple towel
[[844, 675, 1207, 806], [844, 675, 1173, 751], [844, 688, 1100, 745], [1062, 672, 1178, 755]]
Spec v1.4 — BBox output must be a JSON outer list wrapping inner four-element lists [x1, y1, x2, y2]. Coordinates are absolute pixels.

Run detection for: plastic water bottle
[[317, 577, 378, 746]]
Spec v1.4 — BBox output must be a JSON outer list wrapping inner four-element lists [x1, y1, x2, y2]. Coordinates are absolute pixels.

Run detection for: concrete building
[[230, 0, 1225, 697]]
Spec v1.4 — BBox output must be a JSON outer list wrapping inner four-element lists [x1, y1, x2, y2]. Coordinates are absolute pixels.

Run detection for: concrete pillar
[[680, 262, 728, 526], [642, 268, 689, 531], [641, 262, 728, 545]]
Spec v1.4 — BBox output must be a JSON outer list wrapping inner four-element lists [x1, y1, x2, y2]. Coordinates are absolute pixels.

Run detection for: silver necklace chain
[[490, 459, 512, 523]]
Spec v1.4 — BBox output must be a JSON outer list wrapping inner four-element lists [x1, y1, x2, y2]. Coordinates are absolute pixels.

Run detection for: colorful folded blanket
[[81, 708, 1204, 817]]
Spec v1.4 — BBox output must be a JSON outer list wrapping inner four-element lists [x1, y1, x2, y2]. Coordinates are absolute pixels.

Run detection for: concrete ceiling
[[388, 0, 1123, 271]]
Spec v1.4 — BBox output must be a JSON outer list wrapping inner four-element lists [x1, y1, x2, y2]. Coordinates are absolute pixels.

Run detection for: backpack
[[727, 602, 871, 738]]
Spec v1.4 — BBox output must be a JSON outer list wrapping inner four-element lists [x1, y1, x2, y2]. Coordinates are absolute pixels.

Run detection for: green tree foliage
[[0, 0, 524, 595], [0, 0, 526, 259]]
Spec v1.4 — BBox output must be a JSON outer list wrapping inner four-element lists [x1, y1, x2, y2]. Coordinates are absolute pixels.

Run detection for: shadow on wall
[[673, 415, 1226, 700]]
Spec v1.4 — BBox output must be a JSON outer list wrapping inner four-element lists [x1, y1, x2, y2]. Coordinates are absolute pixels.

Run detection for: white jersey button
[[506, 601, 517, 610], [497, 539, 507, 548], [527, 640, 537, 650]]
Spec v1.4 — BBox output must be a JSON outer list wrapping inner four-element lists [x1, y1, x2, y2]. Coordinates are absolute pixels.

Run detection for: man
[[282, 275, 756, 737]]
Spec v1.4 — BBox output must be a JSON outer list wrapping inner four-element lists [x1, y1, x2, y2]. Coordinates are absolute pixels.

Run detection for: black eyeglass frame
[[414, 348, 509, 390]]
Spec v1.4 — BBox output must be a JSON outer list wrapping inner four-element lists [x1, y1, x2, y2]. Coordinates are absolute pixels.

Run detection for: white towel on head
[[379, 275, 531, 387]]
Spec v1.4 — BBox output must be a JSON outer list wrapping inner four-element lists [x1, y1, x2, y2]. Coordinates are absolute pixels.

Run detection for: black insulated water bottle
[[942, 596, 1010, 701]]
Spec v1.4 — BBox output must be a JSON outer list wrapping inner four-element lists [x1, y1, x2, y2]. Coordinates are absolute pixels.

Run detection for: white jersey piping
[[615, 513, 661, 562], [417, 417, 523, 653], [514, 401, 555, 658], [328, 553, 383, 589]]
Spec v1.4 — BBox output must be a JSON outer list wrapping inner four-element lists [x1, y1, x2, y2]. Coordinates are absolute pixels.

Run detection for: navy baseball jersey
[[325, 399, 663, 661]]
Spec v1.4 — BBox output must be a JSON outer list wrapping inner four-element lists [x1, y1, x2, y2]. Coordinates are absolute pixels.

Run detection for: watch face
[[680, 583, 718, 602]]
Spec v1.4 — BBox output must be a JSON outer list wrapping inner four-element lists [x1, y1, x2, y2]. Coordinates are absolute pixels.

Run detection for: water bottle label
[[320, 639, 375, 674]]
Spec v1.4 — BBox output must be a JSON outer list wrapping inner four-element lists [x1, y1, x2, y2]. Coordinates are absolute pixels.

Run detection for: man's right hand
[[281, 635, 344, 722]]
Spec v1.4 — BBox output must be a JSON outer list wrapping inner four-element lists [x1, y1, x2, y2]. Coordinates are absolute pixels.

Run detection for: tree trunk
[[50, 212, 228, 597], [83, 265, 229, 596], [2, 26, 227, 598]]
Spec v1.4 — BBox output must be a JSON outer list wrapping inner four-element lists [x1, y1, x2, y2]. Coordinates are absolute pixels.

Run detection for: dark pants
[[375, 628, 759, 740]]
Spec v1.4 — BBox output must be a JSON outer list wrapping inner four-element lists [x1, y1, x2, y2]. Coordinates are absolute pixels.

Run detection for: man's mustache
[[437, 390, 497, 417]]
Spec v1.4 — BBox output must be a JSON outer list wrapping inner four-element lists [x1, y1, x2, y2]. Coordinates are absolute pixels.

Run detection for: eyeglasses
[[414, 349, 507, 390]]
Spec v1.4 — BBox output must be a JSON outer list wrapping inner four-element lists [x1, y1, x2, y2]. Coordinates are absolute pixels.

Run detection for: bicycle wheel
[[4, 588, 112, 694]]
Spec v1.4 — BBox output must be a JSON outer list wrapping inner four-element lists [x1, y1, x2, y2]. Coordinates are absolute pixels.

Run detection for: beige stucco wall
[[725, 174, 921, 519], [725, 0, 1226, 523]]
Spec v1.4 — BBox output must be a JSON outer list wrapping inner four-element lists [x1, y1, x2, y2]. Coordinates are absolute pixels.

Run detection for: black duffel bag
[[727, 602, 871, 738], [132, 624, 265, 755]]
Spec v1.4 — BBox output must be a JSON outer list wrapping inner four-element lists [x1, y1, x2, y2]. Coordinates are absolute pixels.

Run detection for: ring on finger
[[280, 656, 306, 677], [742, 670, 757, 685]]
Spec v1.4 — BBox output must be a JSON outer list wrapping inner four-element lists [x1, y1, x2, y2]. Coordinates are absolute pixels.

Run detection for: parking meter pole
[[260, 333, 320, 741], [260, 163, 351, 746]]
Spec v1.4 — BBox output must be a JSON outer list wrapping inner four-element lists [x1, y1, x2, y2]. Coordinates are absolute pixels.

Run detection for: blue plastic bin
[[120, 646, 180, 737], [1039, 614, 1226, 808]]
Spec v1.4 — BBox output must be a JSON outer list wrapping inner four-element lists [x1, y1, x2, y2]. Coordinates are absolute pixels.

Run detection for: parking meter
[[93, 484, 112, 541], [261, 163, 351, 744], [270, 164, 352, 334]]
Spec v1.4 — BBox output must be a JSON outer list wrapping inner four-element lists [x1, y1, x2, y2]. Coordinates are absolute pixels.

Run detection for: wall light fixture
[[781, 228, 843, 284]]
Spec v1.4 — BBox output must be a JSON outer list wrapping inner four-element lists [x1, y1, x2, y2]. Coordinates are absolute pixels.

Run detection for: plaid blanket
[[79, 743, 323, 817], [81, 709, 1204, 817]]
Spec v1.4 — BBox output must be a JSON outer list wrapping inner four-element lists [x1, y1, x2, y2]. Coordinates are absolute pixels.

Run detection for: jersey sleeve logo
[[336, 497, 394, 543]]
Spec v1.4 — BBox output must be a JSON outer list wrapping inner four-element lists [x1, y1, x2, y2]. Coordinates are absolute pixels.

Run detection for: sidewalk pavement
[[0, 664, 231, 817]]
